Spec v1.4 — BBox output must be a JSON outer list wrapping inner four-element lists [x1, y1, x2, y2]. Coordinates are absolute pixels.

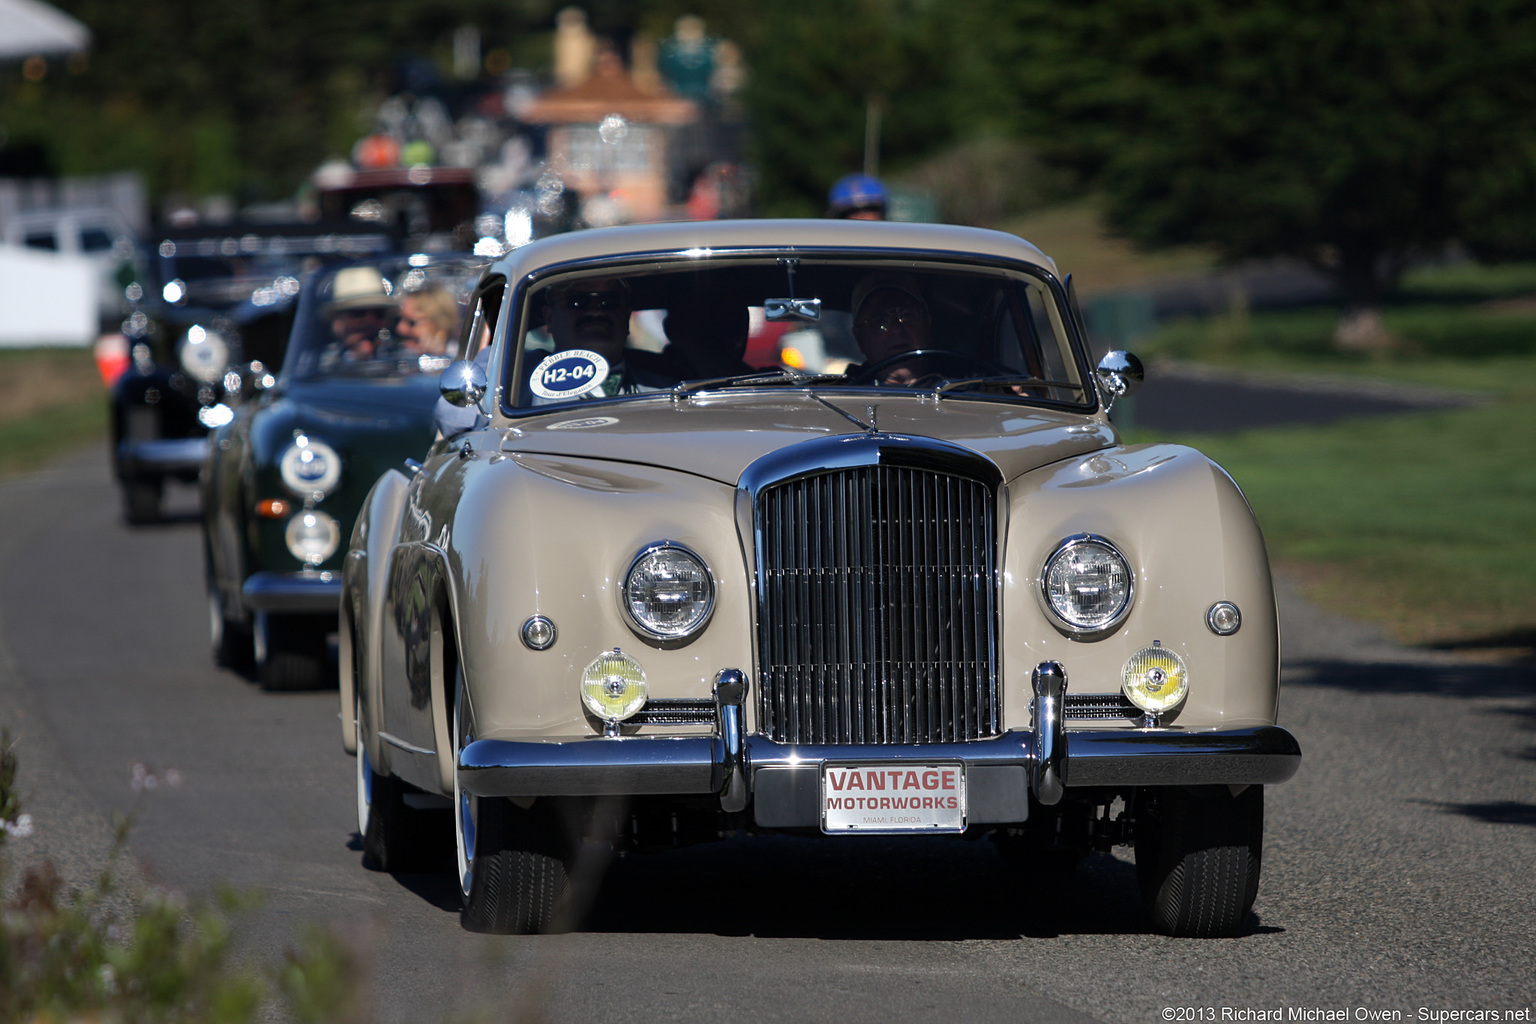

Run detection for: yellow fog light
[[1121, 642, 1188, 714], [581, 648, 648, 725]]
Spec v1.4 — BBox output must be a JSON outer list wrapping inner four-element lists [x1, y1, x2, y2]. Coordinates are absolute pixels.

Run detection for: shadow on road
[[377, 832, 1288, 940], [1419, 800, 1536, 828]]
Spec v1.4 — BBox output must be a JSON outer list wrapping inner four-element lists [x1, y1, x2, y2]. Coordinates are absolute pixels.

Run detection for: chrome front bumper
[[456, 664, 1303, 829], [117, 437, 209, 476], [242, 571, 342, 614]]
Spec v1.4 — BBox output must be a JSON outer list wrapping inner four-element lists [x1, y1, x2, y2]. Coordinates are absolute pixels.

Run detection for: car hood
[[497, 392, 1116, 485]]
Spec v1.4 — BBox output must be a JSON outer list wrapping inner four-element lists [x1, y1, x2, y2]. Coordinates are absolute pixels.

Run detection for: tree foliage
[[738, 0, 970, 216], [971, 0, 1536, 312], [0, 0, 560, 201]]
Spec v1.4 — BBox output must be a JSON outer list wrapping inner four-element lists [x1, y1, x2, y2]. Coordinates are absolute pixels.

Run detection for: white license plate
[[821, 763, 966, 834]]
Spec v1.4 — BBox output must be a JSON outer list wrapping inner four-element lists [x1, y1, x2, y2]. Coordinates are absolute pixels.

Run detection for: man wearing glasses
[[850, 273, 933, 386]]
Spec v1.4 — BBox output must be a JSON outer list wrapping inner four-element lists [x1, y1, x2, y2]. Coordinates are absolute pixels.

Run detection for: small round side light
[[521, 615, 557, 651], [1206, 601, 1242, 636]]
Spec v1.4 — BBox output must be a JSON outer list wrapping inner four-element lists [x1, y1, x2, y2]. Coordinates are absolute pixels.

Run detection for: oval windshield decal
[[529, 350, 609, 400]]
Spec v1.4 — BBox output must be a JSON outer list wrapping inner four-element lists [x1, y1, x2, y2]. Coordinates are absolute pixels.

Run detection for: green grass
[[1126, 262, 1536, 655], [0, 348, 110, 478]]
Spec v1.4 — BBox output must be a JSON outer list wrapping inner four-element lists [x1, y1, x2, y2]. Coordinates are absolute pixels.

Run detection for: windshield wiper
[[931, 374, 1087, 398], [672, 367, 846, 397]]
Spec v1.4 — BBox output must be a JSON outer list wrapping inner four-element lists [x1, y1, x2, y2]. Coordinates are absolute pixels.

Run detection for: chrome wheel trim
[[355, 695, 372, 839], [208, 587, 224, 650], [453, 673, 476, 900]]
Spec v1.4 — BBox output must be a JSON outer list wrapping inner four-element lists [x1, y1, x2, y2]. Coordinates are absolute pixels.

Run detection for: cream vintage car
[[341, 219, 1301, 936]]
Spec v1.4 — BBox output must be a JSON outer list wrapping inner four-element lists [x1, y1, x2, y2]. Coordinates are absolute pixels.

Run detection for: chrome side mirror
[[439, 359, 488, 408], [1094, 350, 1144, 414]]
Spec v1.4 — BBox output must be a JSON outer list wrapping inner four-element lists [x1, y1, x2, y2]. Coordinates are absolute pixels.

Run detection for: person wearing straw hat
[[323, 265, 399, 365]]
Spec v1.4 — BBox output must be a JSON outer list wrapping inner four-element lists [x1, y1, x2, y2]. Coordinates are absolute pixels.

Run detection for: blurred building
[[521, 44, 698, 225]]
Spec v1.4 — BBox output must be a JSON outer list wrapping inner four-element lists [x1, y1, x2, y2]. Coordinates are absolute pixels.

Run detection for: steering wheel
[[846, 348, 1004, 386]]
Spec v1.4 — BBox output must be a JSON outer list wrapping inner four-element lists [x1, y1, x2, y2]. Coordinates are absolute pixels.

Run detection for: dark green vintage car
[[202, 253, 487, 689]]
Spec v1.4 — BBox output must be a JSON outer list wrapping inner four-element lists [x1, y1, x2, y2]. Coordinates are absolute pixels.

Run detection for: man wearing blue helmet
[[827, 173, 888, 220]]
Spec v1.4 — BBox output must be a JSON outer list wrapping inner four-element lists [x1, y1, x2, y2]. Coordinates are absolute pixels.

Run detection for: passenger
[[531, 277, 671, 397], [644, 293, 753, 380], [396, 285, 459, 356]]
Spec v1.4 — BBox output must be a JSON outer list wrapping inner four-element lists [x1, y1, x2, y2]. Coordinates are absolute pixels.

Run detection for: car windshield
[[285, 255, 488, 381], [507, 257, 1091, 410]]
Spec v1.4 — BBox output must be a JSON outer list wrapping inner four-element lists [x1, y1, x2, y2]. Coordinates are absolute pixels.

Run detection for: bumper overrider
[[241, 570, 343, 614], [457, 663, 1302, 829]]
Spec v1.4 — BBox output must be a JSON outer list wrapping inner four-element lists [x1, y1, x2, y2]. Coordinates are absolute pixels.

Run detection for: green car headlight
[[278, 435, 342, 499]]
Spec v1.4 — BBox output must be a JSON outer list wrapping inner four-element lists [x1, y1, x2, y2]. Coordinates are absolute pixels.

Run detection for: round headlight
[[620, 542, 715, 641], [285, 510, 340, 566], [1121, 643, 1189, 714], [278, 436, 342, 499], [178, 325, 229, 383], [581, 648, 648, 723], [1041, 534, 1134, 636]]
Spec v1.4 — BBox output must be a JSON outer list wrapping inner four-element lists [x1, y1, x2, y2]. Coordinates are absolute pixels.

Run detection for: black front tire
[[123, 479, 163, 524], [1135, 785, 1263, 938], [209, 585, 253, 671], [460, 798, 573, 935], [258, 615, 333, 691]]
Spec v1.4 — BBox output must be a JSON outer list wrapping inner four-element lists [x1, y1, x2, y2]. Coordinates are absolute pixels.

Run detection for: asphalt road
[[1, 445, 1531, 1024]]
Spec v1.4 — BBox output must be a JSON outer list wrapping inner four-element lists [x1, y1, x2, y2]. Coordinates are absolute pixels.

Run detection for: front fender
[[341, 467, 412, 757], [436, 450, 753, 746], [1001, 443, 1279, 730]]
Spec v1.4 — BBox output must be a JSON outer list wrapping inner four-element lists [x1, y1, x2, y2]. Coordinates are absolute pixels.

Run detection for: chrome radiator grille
[[756, 464, 999, 744]]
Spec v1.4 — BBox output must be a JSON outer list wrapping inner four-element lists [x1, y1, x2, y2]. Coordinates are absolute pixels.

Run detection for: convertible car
[[342, 220, 1301, 936], [202, 253, 486, 690]]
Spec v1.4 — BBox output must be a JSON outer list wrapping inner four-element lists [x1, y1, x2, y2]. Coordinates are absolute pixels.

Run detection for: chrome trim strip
[[380, 731, 435, 757], [241, 571, 341, 613]]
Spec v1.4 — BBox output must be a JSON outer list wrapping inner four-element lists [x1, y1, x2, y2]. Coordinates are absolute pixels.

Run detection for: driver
[[850, 272, 932, 386], [322, 266, 398, 367]]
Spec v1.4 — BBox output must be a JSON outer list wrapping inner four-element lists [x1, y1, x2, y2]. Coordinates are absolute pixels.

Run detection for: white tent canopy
[[0, 0, 90, 60]]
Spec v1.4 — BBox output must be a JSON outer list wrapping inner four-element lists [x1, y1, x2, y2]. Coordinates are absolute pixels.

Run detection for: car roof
[[486, 219, 1061, 282]]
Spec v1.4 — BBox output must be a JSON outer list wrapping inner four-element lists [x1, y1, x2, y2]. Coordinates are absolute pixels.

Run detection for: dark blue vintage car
[[110, 224, 390, 522], [201, 252, 487, 690]]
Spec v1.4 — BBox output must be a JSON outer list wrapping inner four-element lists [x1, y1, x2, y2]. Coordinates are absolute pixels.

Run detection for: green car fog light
[[581, 648, 648, 725], [1121, 642, 1189, 714], [285, 510, 341, 567]]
